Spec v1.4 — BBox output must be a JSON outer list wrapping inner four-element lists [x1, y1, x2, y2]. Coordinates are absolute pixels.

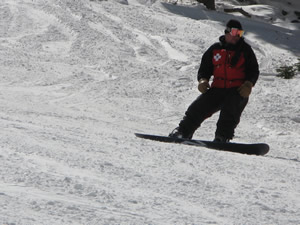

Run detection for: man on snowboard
[[169, 19, 259, 142]]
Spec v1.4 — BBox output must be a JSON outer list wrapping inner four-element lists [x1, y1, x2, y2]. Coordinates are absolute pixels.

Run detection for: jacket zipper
[[224, 50, 228, 88]]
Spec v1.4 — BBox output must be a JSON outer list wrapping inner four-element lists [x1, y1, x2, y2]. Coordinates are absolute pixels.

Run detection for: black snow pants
[[178, 87, 249, 140]]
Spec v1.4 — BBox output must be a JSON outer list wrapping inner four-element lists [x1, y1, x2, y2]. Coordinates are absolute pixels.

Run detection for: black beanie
[[226, 19, 243, 30]]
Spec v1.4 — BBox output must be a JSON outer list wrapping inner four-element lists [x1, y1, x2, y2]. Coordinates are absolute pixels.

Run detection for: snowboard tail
[[135, 133, 269, 156]]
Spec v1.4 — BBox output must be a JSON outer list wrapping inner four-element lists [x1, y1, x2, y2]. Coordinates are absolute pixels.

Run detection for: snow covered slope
[[0, 0, 299, 224], [216, 0, 300, 29]]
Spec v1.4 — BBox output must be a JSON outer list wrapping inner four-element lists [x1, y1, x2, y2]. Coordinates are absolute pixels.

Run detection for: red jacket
[[198, 36, 259, 88]]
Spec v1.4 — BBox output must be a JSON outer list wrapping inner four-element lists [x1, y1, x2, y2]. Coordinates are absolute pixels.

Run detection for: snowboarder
[[169, 19, 259, 142]]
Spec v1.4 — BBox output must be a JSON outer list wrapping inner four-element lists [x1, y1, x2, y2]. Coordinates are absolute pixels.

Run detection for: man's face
[[224, 27, 244, 45], [225, 32, 241, 45]]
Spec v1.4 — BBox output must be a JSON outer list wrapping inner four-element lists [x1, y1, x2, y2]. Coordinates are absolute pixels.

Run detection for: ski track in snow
[[0, 0, 300, 224]]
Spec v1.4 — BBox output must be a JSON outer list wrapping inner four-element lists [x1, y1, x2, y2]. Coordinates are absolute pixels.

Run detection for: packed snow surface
[[0, 0, 299, 224]]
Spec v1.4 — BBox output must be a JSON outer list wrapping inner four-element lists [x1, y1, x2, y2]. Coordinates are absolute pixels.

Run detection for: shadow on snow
[[161, 3, 300, 56]]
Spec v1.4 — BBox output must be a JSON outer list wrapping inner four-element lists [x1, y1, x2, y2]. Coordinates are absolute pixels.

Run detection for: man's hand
[[198, 78, 210, 93], [238, 81, 253, 98]]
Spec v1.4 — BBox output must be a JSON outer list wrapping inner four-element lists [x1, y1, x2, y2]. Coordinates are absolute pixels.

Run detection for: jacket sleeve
[[197, 44, 216, 81], [244, 44, 259, 86]]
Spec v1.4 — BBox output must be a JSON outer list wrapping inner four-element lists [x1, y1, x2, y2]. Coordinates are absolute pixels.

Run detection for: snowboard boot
[[169, 127, 193, 139], [213, 134, 230, 143]]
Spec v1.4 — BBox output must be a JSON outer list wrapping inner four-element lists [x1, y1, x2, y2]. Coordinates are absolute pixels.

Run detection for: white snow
[[0, 0, 300, 224]]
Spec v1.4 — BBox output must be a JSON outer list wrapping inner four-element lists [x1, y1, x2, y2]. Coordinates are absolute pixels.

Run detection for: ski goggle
[[225, 27, 244, 37]]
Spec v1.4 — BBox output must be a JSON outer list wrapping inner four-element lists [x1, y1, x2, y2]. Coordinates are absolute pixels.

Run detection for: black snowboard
[[135, 133, 269, 156]]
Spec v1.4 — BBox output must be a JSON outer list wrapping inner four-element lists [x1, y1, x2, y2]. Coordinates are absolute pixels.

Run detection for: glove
[[238, 81, 253, 98], [198, 78, 210, 93]]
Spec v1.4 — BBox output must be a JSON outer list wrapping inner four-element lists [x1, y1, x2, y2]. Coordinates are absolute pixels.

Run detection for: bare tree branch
[[224, 8, 252, 18]]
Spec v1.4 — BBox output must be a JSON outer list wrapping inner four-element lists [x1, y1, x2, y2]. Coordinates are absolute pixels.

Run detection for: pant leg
[[215, 89, 249, 139], [179, 88, 224, 137]]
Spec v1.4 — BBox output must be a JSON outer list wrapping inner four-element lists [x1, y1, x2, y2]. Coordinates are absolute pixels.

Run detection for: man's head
[[224, 19, 244, 45]]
